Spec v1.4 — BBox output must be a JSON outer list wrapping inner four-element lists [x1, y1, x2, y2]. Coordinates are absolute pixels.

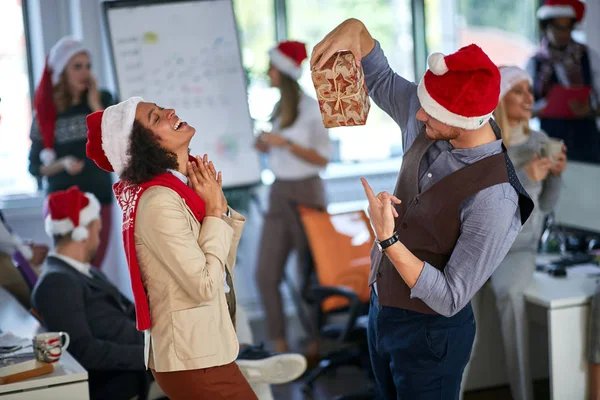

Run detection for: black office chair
[[293, 205, 376, 400]]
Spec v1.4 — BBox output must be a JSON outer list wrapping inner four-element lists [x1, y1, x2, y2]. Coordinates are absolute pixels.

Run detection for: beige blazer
[[134, 186, 245, 372]]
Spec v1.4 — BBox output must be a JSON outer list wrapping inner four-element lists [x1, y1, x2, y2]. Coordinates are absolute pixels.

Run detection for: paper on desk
[[568, 264, 600, 278], [0, 333, 33, 365], [0, 332, 30, 349]]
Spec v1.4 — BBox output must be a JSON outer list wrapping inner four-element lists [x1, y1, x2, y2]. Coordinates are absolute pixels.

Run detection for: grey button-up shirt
[[363, 41, 522, 317]]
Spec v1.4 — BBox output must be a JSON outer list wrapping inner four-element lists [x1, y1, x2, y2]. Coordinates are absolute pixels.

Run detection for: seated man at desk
[[31, 187, 150, 400], [31, 186, 305, 400]]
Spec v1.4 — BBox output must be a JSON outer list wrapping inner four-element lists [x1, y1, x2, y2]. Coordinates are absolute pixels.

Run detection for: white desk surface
[[0, 352, 87, 394], [525, 254, 599, 309], [0, 288, 88, 394]]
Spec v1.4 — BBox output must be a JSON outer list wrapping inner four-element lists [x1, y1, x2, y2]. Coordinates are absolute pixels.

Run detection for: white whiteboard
[[104, 0, 260, 188]]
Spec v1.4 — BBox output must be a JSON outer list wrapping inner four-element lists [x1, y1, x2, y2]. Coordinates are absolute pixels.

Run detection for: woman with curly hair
[[85, 97, 256, 399]]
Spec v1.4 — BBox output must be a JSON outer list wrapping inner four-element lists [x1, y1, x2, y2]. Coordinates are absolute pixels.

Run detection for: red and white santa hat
[[45, 186, 101, 241], [537, 0, 585, 22], [499, 66, 533, 100], [268, 41, 308, 80], [86, 97, 144, 176], [34, 37, 89, 166], [417, 44, 501, 130]]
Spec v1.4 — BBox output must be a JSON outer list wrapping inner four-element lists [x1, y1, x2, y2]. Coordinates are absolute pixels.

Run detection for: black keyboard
[[536, 253, 598, 276], [553, 253, 597, 267]]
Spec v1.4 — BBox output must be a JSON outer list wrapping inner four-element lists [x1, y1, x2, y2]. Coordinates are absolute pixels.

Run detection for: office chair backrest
[[297, 206, 374, 312], [13, 251, 38, 290]]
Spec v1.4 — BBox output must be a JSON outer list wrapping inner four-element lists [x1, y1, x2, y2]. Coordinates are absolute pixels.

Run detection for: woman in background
[[469, 66, 566, 400], [527, 0, 600, 163], [255, 41, 332, 354], [28, 37, 115, 269]]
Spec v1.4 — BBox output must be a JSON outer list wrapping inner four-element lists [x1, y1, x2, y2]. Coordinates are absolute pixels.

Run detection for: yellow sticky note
[[143, 32, 158, 44]]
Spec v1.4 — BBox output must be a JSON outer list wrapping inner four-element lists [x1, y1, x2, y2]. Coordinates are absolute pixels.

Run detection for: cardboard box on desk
[[0, 360, 53, 385], [311, 51, 370, 128]]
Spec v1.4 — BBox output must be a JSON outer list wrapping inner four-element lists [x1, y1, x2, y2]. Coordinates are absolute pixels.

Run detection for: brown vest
[[368, 132, 510, 314]]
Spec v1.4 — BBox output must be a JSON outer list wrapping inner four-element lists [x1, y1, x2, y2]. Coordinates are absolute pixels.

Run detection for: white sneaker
[[236, 345, 307, 384]]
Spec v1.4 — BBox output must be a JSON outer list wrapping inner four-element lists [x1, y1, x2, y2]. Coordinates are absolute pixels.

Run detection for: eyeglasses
[[550, 23, 574, 33]]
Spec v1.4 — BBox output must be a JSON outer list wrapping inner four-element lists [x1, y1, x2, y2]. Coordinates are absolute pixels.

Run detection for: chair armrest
[[310, 285, 359, 303], [310, 285, 363, 343]]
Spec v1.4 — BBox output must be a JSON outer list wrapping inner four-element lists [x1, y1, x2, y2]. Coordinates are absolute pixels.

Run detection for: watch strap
[[378, 232, 399, 251]]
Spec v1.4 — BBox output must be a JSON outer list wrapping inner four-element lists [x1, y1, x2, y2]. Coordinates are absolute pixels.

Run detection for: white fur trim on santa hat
[[40, 148, 57, 166], [44, 192, 101, 241], [427, 53, 449, 76], [48, 37, 88, 85], [269, 48, 303, 80], [499, 66, 533, 100], [101, 97, 144, 176], [45, 216, 74, 237], [536, 5, 576, 20], [417, 79, 494, 130]]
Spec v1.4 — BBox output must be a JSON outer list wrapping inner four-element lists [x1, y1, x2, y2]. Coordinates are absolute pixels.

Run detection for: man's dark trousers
[[368, 291, 476, 399]]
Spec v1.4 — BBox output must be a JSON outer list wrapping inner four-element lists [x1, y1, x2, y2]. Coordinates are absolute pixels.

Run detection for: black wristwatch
[[376, 232, 399, 252]]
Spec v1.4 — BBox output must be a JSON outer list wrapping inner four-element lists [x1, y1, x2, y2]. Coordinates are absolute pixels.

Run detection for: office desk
[[524, 256, 599, 400], [0, 288, 89, 399]]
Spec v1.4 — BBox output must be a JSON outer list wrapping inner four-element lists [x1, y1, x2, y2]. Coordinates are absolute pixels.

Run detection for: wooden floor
[[249, 316, 551, 400]]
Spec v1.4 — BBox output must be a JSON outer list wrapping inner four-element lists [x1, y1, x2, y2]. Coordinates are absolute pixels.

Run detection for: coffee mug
[[33, 332, 70, 363], [540, 138, 564, 161]]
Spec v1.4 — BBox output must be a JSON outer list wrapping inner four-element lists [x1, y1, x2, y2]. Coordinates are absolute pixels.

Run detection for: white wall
[[583, 0, 600, 57]]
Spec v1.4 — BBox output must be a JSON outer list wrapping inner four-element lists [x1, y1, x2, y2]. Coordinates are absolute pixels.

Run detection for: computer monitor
[[553, 161, 600, 233]]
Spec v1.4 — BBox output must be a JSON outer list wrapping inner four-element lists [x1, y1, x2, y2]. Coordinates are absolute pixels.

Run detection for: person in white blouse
[[255, 40, 332, 355]]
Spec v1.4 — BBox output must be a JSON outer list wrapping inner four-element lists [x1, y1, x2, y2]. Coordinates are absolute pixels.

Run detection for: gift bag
[[311, 50, 370, 128]]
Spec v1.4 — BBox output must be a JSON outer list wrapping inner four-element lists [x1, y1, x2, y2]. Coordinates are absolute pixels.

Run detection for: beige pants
[[255, 176, 326, 340]]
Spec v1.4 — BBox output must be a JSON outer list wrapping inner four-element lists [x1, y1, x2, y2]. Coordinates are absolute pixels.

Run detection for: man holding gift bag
[[311, 19, 534, 399]]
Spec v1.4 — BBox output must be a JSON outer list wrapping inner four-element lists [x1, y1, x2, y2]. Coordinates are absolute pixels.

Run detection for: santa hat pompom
[[40, 148, 57, 166], [71, 226, 89, 241], [428, 53, 449, 76]]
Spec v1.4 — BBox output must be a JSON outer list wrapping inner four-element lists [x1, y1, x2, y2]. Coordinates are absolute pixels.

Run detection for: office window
[[0, 0, 37, 196], [234, 0, 279, 131], [287, 0, 415, 162], [425, 0, 539, 67]]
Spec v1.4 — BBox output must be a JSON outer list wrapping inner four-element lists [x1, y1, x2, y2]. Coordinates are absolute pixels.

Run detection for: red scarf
[[113, 169, 205, 331]]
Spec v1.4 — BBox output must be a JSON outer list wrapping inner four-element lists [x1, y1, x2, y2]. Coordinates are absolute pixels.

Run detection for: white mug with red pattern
[[33, 332, 70, 363]]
